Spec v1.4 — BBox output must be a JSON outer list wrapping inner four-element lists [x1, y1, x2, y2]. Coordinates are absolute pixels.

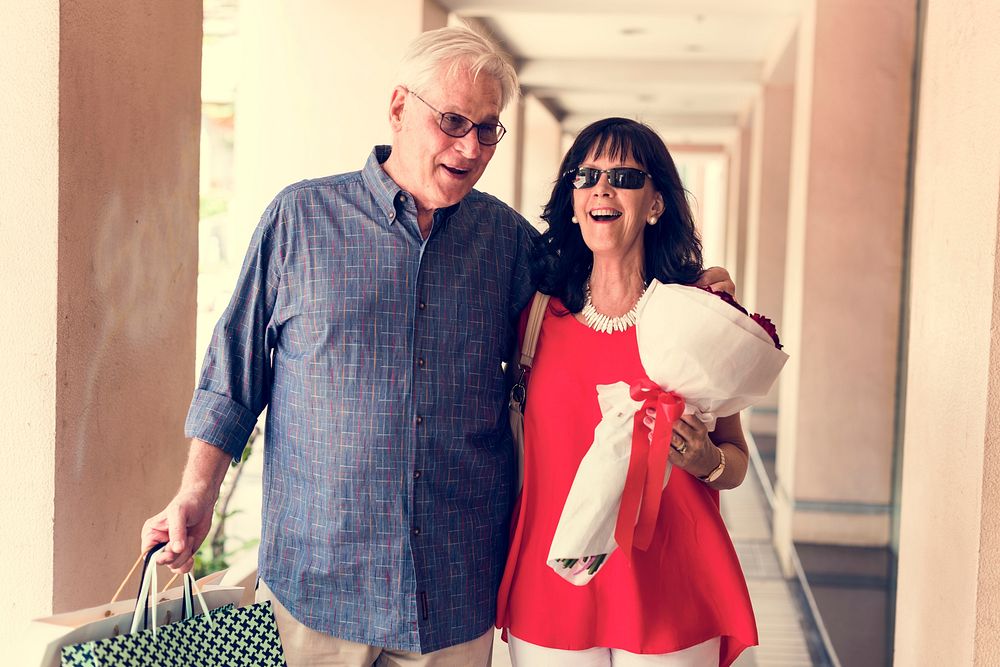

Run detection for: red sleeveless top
[[496, 299, 757, 665]]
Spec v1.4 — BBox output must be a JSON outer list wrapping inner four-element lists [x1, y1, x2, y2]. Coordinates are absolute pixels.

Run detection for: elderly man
[[142, 25, 730, 667]]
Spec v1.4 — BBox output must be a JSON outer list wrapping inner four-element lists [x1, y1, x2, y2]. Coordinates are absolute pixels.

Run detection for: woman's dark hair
[[533, 117, 703, 312]]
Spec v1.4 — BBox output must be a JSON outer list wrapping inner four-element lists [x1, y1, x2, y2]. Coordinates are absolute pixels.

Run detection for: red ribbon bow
[[613, 378, 685, 557]]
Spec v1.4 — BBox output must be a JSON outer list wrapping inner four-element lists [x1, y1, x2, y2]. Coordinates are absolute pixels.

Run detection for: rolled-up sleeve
[[185, 198, 286, 459]]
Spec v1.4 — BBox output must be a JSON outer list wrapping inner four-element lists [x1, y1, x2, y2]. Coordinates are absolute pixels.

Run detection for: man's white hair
[[396, 25, 520, 111]]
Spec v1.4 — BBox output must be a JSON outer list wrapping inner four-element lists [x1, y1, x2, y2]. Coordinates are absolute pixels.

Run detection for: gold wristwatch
[[700, 447, 726, 483]]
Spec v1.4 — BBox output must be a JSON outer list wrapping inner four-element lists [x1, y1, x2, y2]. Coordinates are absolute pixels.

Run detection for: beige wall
[[982, 308, 1000, 664], [1, 0, 201, 652], [518, 94, 563, 228], [232, 0, 448, 244], [54, 0, 202, 610], [774, 0, 914, 559], [669, 148, 729, 269], [895, 0, 1000, 663], [689, 151, 730, 270], [0, 0, 60, 643], [446, 13, 524, 212], [743, 84, 793, 324], [743, 82, 793, 414], [475, 95, 525, 210], [724, 121, 753, 299]]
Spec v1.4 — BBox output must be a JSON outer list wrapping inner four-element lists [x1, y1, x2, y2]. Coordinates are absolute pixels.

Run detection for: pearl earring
[[647, 215, 658, 225], [572, 215, 579, 224]]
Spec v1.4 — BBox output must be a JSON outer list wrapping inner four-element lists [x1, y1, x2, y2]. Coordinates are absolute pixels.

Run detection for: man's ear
[[388, 86, 408, 131]]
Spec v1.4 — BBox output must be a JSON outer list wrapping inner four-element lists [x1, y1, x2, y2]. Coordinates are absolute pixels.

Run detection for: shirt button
[[418, 301, 426, 310], [388, 211, 395, 220], [398, 193, 406, 203], [412, 527, 421, 536], [413, 470, 422, 479], [417, 357, 425, 368], [415, 415, 423, 425]]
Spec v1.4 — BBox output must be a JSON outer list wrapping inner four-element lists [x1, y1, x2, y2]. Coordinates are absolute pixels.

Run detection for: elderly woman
[[496, 118, 757, 667]]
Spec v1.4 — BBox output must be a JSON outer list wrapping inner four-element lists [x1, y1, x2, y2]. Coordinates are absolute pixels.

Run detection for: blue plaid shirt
[[185, 146, 538, 652]]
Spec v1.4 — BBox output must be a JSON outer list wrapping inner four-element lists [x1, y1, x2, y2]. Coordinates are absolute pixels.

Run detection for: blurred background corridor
[[5, 1, 1000, 665]]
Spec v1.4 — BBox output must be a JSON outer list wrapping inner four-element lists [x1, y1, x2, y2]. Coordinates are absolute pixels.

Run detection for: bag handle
[[182, 570, 215, 626], [519, 293, 550, 369], [130, 542, 166, 636], [127, 543, 216, 635], [110, 550, 181, 605], [110, 552, 146, 604], [509, 293, 550, 413]]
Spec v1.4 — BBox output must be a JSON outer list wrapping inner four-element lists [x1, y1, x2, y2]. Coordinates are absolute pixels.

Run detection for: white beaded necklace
[[581, 280, 648, 334]]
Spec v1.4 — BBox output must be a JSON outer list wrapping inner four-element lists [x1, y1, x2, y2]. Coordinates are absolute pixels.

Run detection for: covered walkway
[[5, 2, 1000, 665]]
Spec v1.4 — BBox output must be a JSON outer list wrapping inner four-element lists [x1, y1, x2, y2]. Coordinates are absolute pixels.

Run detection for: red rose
[[696, 285, 783, 350], [750, 313, 783, 350], [696, 284, 748, 315]]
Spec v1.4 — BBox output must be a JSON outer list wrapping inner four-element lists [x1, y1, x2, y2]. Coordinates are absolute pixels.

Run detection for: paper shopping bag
[[27, 545, 243, 667], [58, 543, 282, 666], [27, 582, 244, 667], [60, 602, 285, 667]]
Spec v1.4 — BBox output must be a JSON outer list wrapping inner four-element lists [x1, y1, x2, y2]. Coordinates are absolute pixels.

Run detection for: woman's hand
[[696, 266, 735, 296], [643, 408, 721, 479]]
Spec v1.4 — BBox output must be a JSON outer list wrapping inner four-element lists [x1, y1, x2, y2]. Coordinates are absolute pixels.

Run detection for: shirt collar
[[361, 145, 464, 231], [362, 146, 402, 226]]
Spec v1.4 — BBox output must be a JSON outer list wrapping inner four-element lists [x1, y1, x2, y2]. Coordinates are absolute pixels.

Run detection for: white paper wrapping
[[547, 281, 788, 585]]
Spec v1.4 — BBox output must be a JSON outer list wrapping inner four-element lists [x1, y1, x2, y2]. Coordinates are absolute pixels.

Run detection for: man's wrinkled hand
[[140, 491, 215, 573]]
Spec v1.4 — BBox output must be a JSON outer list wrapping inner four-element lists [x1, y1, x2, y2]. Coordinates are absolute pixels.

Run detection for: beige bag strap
[[110, 552, 147, 604], [519, 292, 551, 369]]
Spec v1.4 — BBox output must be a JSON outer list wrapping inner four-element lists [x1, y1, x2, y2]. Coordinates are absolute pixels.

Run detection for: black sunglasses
[[565, 166, 651, 190], [406, 89, 507, 146]]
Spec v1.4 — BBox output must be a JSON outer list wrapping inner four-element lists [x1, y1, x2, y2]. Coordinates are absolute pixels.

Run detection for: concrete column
[[773, 0, 915, 567], [232, 0, 449, 247], [724, 120, 752, 298], [518, 94, 563, 227], [455, 14, 523, 212], [1, 1, 60, 642], [0, 0, 201, 648], [678, 152, 708, 233], [475, 95, 524, 211], [743, 41, 796, 418], [669, 148, 729, 269], [894, 1, 1000, 663]]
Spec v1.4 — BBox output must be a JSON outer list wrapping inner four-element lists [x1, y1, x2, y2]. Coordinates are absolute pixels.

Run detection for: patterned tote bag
[[62, 544, 286, 666]]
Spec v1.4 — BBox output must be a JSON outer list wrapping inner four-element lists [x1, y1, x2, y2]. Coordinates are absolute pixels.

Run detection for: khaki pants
[[256, 579, 494, 667]]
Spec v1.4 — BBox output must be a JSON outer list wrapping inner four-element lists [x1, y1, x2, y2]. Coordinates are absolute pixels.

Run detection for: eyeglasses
[[406, 89, 507, 146], [565, 166, 651, 190]]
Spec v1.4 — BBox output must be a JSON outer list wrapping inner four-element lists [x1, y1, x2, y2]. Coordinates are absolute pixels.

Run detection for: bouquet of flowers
[[547, 280, 788, 585]]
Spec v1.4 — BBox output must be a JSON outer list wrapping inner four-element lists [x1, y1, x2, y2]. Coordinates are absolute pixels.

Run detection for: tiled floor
[[753, 428, 892, 665], [724, 463, 816, 667]]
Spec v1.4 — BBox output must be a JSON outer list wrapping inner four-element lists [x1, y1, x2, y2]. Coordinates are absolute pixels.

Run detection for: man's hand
[[139, 438, 232, 573], [141, 489, 216, 573], [696, 266, 735, 296]]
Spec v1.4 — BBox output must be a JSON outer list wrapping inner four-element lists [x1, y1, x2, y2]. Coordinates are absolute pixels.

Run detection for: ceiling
[[438, 0, 804, 147]]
